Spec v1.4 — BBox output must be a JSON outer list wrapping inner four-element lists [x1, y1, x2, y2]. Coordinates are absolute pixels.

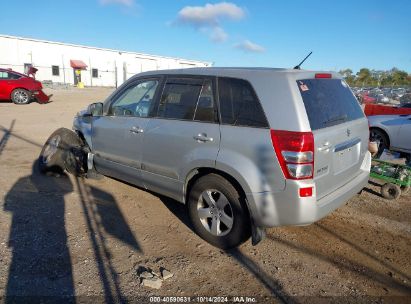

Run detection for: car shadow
[[267, 224, 411, 295], [158, 195, 292, 303], [4, 158, 142, 302]]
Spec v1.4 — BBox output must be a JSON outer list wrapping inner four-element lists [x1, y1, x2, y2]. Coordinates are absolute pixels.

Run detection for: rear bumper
[[247, 151, 371, 228]]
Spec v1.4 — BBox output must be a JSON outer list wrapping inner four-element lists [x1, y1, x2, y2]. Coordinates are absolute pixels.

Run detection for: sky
[[1, 0, 410, 72]]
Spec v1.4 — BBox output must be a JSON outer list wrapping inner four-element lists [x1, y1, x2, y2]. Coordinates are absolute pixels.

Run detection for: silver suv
[[39, 68, 371, 249]]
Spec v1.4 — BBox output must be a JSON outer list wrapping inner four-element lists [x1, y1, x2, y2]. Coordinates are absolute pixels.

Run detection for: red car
[[0, 68, 50, 104], [360, 93, 377, 104]]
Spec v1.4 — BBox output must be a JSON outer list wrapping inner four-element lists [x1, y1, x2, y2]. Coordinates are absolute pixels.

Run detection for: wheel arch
[[370, 126, 391, 148], [185, 168, 247, 202], [184, 167, 253, 221]]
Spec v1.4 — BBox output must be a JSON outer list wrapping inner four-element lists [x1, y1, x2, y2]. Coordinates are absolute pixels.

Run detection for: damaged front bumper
[[32, 90, 52, 104]]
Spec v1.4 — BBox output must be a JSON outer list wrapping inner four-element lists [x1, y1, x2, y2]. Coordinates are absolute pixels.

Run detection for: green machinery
[[370, 159, 411, 200]]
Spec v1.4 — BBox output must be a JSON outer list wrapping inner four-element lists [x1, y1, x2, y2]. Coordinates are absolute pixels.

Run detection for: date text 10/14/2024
[[149, 296, 257, 303]]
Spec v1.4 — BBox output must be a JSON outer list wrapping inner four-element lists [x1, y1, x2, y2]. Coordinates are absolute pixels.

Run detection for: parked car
[[361, 93, 377, 104], [39, 68, 371, 249], [0, 68, 49, 104], [400, 93, 411, 105], [392, 88, 406, 100], [368, 92, 390, 104], [369, 114, 411, 158], [399, 103, 411, 108]]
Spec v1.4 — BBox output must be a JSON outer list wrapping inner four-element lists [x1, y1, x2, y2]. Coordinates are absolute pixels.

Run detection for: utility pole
[[114, 62, 118, 88], [62, 55, 66, 85], [89, 57, 93, 87]]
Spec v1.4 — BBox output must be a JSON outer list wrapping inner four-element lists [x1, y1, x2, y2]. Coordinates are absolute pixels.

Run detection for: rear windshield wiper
[[323, 114, 348, 126]]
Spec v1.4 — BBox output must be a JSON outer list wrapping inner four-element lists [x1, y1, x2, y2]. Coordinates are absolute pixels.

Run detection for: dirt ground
[[0, 87, 410, 303]]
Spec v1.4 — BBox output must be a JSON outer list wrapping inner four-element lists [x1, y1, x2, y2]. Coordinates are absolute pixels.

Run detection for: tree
[[339, 69, 355, 86], [391, 69, 408, 86], [356, 68, 372, 86], [337, 67, 410, 87]]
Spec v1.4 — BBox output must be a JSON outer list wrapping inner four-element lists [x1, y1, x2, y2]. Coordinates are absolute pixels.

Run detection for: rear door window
[[297, 79, 364, 130], [158, 77, 217, 122], [218, 77, 268, 128]]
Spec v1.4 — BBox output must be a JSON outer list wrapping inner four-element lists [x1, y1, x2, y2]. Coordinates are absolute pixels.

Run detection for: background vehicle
[[360, 93, 377, 104], [399, 103, 411, 108], [400, 93, 411, 105], [392, 88, 406, 100], [368, 92, 390, 103], [39, 68, 371, 249], [368, 114, 411, 158], [0, 68, 49, 104]]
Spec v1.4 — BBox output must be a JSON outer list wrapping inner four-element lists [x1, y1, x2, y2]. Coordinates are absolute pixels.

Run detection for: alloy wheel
[[197, 190, 234, 237], [14, 90, 29, 104]]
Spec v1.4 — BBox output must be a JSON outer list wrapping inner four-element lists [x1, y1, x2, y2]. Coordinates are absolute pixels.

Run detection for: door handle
[[129, 126, 144, 134], [318, 141, 331, 151], [193, 133, 213, 142]]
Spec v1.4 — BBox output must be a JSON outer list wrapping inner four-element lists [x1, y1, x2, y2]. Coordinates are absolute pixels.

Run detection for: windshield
[[297, 79, 364, 130]]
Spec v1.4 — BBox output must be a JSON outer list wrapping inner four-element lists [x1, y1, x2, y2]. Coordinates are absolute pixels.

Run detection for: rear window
[[297, 79, 364, 130]]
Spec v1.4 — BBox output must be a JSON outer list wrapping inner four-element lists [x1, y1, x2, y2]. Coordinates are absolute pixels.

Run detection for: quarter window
[[52, 65, 60, 76], [8, 73, 21, 80], [109, 79, 159, 117], [157, 78, 203, 121], [218, 77, 268, 128]]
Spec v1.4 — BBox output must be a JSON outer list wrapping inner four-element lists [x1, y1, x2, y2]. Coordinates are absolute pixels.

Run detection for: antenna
[[293, 51, 313, 70]]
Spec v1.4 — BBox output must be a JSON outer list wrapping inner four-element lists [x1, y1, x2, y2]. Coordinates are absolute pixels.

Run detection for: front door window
[[109, 79, 159, 117]]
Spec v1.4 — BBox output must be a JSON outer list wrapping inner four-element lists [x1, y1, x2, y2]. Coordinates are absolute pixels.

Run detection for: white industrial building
[[0, 35, 211, 87]]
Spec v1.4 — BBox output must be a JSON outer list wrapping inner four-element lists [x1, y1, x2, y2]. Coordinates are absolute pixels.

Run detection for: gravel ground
[[0, 87, 410, 303]]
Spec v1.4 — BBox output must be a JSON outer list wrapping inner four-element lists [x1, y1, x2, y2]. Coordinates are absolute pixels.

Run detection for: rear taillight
[[315, 73, 332, 79], [270, 130, 314, 180]]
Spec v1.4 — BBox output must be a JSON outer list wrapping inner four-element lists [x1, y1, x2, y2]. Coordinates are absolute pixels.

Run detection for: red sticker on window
[[299, 81, 309, 92]]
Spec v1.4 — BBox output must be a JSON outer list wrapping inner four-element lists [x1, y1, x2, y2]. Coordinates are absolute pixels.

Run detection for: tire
[[11, 88, 31, 105], [381, 183, 401, 200], [38, 128, 86, 176], [187, 174, 251, 249], [401, 185, 410, 194], [369, 128, 389, 159]]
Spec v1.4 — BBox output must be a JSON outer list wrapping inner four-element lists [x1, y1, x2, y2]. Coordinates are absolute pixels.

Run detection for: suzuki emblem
[[346, 129, 351, 137]]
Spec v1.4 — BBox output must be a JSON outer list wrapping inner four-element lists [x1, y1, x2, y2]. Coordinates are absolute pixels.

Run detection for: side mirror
[[85, 102, 103, 116]]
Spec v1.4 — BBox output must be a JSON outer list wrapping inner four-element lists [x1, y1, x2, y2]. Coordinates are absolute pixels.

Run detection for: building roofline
[[0, 34, 212, 65]]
